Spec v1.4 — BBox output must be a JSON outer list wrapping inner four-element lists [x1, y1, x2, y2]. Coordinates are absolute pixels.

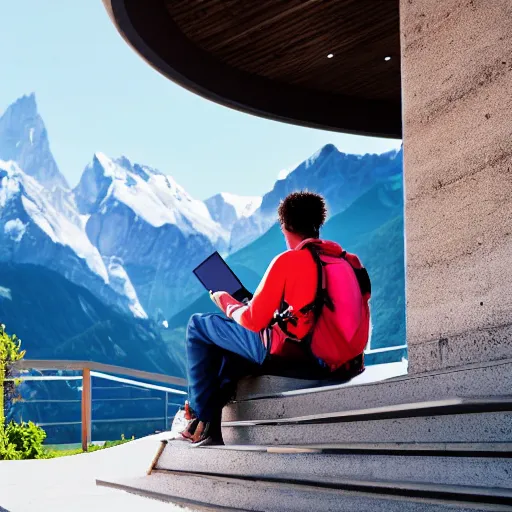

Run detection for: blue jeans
[[186, 313, 267, 422]]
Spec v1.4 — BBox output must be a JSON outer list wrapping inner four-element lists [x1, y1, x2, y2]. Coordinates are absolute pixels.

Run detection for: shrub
[[0, 436, 22, 460], [1, 323, 47, 460], [0, 323, 25, 427], [1, 420, 46, 460]]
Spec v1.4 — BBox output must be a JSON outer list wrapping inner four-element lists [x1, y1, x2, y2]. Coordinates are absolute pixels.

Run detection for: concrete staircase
[[97, 358, 512, 511]]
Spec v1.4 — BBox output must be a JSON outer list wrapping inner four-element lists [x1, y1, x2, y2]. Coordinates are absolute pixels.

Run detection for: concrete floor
[[0, 432, 195, 512]]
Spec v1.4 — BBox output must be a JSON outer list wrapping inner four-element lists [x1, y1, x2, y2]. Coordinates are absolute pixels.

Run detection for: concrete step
[[221, 397, 512, 446], [97, 470, 512, 511], [224, 358, 512, 421], [233, 357, 408, 400], [153, 440, 512, 490]]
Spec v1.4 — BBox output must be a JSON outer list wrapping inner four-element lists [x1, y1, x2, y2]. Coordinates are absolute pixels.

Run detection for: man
[[180, 191, 369, 446]]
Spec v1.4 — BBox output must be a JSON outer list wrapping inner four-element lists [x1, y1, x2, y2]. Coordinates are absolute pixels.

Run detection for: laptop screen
[[193, 252, 243, 296]]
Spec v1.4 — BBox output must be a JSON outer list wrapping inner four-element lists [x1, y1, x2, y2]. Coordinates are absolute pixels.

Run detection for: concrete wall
[[400, 0, 512, 373]]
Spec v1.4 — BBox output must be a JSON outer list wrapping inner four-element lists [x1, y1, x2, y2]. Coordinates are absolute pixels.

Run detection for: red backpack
[[271, 240, 371, 371]]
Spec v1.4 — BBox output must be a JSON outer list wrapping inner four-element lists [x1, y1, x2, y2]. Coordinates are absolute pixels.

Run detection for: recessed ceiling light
[[384, 56, 391, 61], [327, 53, 334, 59]]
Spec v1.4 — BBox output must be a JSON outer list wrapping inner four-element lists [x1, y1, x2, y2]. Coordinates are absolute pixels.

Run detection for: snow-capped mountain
[[205, 192, 261, 232], [0, 93, 68, 191], [74, 153, 227, 318], [75, 153, 228, 247], [0, 160, 145, 317], [229, 144, 403, 252]]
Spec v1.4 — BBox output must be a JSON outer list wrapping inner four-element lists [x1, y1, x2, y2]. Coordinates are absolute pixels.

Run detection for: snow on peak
[[114, 156, 162, 182], [0, 160, 109, 283], [277, 162, 300, 181], [107, 256, 147, 319], [94, 152, 122, 178], [219, 192, 262, 218], [86, 153, 228, 244]]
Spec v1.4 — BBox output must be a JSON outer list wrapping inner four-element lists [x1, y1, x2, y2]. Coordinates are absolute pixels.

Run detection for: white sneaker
[[168, 406, 190, 440]]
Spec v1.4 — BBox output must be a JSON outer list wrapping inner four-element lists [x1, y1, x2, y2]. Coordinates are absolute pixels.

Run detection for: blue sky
[[1, 1, 402, 200]]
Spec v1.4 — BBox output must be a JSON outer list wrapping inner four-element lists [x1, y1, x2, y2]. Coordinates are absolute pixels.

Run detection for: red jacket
[[215, 239, 346, 359]]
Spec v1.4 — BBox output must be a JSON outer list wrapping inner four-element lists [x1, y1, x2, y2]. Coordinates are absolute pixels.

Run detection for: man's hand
[[209, 290, 227, 310]]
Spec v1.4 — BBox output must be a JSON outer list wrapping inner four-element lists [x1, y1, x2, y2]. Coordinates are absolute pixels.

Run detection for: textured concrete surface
[[99, 471, 510, 512], [235, 359, 408, 400], [400, 0, 512, 373], [224, 358, 512, 421], [0, 433, 195, 512], [224, 397, 512, 426], [222, 412, 512, 446], [410, 324, 512, 373], [156, 441, 512, 489], [236, 375, 339, 398]]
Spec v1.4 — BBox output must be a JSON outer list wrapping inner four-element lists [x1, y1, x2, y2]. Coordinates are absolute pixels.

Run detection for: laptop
[[192, 251, 253, 304]]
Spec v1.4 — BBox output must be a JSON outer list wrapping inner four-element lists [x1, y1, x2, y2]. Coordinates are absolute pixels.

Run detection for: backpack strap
[[353, 266, 371, 296], [304, 245, 334, 315], [269, 245, 336, 335], [297, 246, 332, 362], [340, 249, 371, 297]]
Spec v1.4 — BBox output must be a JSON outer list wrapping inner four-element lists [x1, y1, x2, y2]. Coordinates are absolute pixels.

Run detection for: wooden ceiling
[[165, 0, 401, 102], [104, 0, 402, 137]]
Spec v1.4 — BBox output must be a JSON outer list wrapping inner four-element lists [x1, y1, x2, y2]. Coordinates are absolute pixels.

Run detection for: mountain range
[[0, 92, 405, 443], [228, 143, 402, 252]]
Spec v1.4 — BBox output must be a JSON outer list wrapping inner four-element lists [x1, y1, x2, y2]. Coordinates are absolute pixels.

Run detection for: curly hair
[[278, 191, 327, 239]]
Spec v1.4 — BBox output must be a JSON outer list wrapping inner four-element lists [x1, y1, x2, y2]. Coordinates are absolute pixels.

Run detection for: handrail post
[[164, 392, 169, 431], [81, 367, 91, 452]]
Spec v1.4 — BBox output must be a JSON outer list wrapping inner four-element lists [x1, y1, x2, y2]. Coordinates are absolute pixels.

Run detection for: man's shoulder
[[271, 249, 310, 267]]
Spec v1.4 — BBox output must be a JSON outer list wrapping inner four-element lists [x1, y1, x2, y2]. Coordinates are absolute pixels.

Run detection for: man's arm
[[211, 253, 288, 332]]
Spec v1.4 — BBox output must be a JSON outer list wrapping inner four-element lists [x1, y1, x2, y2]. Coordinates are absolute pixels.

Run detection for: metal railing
[[365, 344, 407, 355], [11, 360, 187, 451]]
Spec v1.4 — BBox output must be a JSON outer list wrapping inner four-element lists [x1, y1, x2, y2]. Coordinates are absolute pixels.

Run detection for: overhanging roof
[[103, 0, 402, 138]]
